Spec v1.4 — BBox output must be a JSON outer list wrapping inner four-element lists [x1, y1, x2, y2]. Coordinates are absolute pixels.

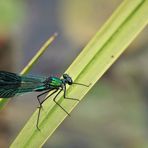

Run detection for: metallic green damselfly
[[0, 71, 89, 130]]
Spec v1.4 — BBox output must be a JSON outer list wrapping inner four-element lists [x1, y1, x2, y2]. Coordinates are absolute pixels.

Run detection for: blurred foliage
[[0, 0, 24, 32], [58, 0, 122, 44], [0, 0, 25, 147]]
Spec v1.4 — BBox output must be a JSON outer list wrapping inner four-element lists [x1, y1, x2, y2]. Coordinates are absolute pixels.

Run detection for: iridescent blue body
[[0, 71, 88, 130]]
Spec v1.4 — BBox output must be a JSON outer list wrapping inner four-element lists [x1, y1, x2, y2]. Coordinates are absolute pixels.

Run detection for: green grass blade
[[0, 33, 57, 109], [20, 33, 58, 75], [11, 0, 148, 147]]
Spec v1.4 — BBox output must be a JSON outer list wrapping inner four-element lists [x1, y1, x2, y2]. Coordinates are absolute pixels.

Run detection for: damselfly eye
[[63, 74, 73, 85], [67, 77, 73, 85], [63, 74, 68, 79]]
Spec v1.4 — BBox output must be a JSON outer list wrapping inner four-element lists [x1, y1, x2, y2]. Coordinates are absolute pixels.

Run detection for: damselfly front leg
[[62, 84, 79, 101]]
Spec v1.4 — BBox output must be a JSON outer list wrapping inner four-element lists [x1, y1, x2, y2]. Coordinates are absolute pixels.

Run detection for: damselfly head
[[63, 74, 73, 85]]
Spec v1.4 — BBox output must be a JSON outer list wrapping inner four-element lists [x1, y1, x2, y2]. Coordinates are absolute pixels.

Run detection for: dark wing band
[[0, 71, 21, 98]]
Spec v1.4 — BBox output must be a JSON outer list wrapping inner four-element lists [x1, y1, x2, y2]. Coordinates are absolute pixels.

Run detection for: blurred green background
[[0, 0, 148, 148]]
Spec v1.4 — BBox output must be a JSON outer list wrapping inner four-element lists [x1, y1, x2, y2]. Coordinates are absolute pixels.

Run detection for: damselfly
[[0, 71, 89, 130]]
